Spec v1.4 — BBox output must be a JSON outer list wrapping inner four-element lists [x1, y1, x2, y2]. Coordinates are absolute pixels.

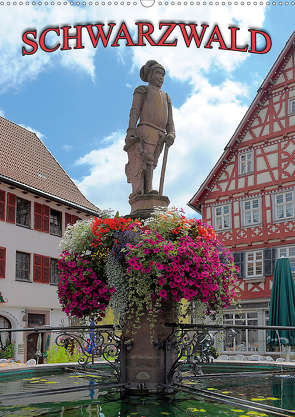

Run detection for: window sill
[[16, 224, 32, 229], [241, 223, 263, 229], [243, 276, 265, 283], [238, 172, 254, 177], [15, 279, 31, 283], [50, 233, 62, 238], [273, 218, 295, 224]]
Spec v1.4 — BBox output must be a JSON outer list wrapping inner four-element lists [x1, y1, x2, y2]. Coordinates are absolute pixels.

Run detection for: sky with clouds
[[0, 2, 294, 217]]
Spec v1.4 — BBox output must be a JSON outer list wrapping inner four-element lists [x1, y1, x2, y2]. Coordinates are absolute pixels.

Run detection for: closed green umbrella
[[267, 258, 295, 359], [35, 333, 42, 364], [43, 334, 50, 359]]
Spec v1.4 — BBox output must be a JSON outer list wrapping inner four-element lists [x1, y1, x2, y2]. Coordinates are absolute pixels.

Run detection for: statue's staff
[[159, 143, 168, 196]]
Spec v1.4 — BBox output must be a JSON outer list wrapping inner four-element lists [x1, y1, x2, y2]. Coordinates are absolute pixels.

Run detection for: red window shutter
[[34, 202, 43, 231], [43, 205, 50, 233], [71, 215, 80, 225], [65, 212, 72, 227], [0, 247, 6, 278], [42, 256, 50, 283], [0, 190, 5, 221], [33, 254, 43, 282], [6, 193, 16, 224]]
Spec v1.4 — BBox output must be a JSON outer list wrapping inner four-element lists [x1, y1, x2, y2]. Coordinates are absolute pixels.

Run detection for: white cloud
[[75, 131, 131, 216], [63, 145, 73, 152], [19, 124, 45, 142]]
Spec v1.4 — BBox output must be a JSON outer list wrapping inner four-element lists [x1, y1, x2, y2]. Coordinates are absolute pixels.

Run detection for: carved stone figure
[[124, 60, 175, 198]]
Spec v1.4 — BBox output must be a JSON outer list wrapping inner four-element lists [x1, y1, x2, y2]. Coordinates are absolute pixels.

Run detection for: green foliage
[[105, 252, 129, 326], [0, 343, 14, 359], [46, 343, 87, 364], [209, 346, 219, 359]]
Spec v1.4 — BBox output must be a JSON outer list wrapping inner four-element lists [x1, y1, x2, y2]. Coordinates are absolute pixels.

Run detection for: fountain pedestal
[[129, 194, 170, 220], [122, 299, 177, 392]]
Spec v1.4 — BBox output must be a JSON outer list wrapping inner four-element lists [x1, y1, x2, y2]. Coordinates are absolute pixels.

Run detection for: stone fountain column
[[122, 299, 177, 392]]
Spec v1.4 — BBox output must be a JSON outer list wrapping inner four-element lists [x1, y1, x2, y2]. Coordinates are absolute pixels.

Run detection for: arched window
[[0, 315, 11, 349]]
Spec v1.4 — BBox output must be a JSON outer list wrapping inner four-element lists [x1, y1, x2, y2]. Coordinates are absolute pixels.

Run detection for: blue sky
[[0, 3, 294, 217]]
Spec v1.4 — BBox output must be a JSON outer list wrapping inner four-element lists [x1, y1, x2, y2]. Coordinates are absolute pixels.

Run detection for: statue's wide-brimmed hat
[[140, 60, 165, 82]]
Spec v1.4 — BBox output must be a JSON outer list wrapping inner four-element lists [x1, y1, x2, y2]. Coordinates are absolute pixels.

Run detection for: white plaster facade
[[0, 117, 100, 363], [0, 181, 98, 362]]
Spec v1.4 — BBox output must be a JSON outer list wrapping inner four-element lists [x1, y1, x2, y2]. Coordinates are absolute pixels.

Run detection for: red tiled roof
[[0, 116, 100, 215]]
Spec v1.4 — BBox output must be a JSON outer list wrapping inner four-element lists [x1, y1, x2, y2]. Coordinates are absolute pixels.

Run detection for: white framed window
[[277, 246, 295, 273], [288, 98, 295, 115], [246, 250, 263, 278], [274, 191, 294, 221], [214, 204, 231, 231], [50, 258, 59, 285], [223, 312, 258, 352], [242, 198, 261, 226], [239, 151, 254, 175], [16, 197, 30, 228], [16, 251, 30, 281]]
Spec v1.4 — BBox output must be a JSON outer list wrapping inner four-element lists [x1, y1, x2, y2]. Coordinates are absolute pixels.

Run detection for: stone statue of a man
[[124, 60, 175, 198]]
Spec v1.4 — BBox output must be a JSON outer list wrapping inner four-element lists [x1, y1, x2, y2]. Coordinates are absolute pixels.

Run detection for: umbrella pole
[[286, 345, 291, 362]]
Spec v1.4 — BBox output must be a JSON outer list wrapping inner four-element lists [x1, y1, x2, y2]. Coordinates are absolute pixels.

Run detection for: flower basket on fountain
[[57, 207, 239, 329]]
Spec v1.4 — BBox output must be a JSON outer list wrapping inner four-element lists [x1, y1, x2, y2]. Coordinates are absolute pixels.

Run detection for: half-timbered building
[[0, 116, 101, 362], [189, 31, 295, 357]]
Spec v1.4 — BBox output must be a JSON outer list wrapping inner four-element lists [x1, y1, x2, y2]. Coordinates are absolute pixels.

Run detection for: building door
[[26, 314, 45, 363]]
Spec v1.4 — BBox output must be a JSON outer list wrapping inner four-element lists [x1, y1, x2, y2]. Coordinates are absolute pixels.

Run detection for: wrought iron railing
[[1, 322, 295, 390], [0, 324, 128, 384]]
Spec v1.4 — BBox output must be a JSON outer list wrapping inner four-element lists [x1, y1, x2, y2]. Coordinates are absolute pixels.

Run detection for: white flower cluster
[[143, 206, 190, 238], [58, 218, 95, 254]]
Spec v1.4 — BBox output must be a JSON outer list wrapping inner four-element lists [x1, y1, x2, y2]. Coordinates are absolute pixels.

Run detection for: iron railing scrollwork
[[20, 324, 130, 384], [164, 324, 224, 384], [55, 326, 125, 382]]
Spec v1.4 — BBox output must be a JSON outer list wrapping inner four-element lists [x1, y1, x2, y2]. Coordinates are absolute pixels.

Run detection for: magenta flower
[[58, 210, 238, 321]]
